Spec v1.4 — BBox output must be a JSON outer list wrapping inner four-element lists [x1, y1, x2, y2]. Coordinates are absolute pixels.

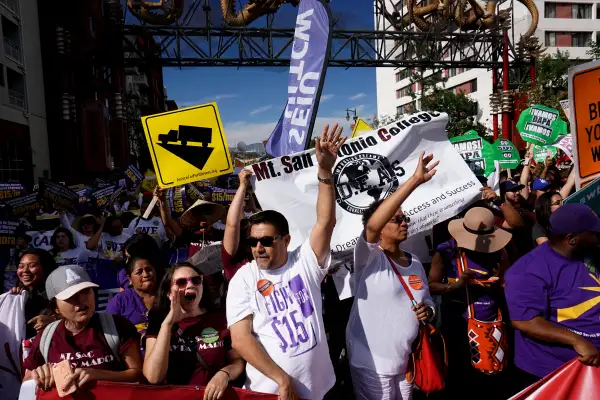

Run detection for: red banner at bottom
[[37, 382, 279, 400]]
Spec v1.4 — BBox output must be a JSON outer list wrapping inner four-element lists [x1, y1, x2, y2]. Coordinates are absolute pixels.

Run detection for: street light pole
[[346, 108, 358, 122]]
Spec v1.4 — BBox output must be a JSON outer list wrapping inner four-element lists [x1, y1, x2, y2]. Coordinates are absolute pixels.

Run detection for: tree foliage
[[586, 40, 600, 60], [410, 67, 489, 140]]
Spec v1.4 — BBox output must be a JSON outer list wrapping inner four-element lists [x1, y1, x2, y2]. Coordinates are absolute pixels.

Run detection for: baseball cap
[[500, 180, 524, 192], [531, 178, 551, 191], [550, 204, 600, 235], [45, 265, 99, 301]]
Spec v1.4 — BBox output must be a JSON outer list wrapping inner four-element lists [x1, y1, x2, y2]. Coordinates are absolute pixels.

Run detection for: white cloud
[[223, 116, 351, 146], [349, 92, 366, 101], [178, 93, 239, 107], [249, 105, 274, 116], [321, 94, 334, 102]]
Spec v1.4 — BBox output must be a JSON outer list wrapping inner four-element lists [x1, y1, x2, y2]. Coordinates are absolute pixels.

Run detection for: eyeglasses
[[171, 276, 203, 288], [247, 235, 282, 248], [390, 215, 411, 224]]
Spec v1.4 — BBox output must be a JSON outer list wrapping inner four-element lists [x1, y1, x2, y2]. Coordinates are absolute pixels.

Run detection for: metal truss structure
[[120, 0, 525, 70]]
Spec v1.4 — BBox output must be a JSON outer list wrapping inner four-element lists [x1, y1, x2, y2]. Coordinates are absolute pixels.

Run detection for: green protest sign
[[533, 145, 558, 163], [493, 138, 520, 169], [516, 105, 568, 146], [449, 130, 496, 177], [564, 176, 600, 213]]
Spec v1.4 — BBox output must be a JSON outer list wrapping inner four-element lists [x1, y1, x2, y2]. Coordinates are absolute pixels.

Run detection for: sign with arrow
[[141, 103, 234, 188]]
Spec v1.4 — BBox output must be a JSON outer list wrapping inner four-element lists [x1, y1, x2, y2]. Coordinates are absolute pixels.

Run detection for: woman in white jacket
[[346, 153, 438, 400]]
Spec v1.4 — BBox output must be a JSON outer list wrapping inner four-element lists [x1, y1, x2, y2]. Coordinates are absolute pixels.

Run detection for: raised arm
[[364, 153, 438, 243], [223, 169, 252, 257], [86, 216, 105, 250], [155, 187, 183, 238], [309, 124, 347, 266], [520, 144, 533, 200], [559, 168, 575, 199]]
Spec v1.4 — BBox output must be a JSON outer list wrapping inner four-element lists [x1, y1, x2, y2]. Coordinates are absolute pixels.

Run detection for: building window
[[2, 16, 22, 63], [546, 31, 593, 47], [0, 63, 4, 87], [396, 86, 411, 98], [395, 69, 411, 82], [0, 134, 29, 182], [449, 79, 477, 94], [545, 3, 592, 19], [6, 67, 26, 110]]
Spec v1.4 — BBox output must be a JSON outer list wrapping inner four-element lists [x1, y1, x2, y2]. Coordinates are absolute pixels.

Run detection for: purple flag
[[266, 0, 332, 157]]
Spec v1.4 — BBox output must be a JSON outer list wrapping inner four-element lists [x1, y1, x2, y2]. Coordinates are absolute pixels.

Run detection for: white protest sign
[[252, 112, 482, 299], [560, 99, 570, 122], [552, 134, 574, 160]]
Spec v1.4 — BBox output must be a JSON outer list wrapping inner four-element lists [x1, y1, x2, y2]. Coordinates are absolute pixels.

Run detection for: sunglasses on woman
[[247, 235, 282, 248], [390, 215, 411, 224], [171, 276, 203, 288]]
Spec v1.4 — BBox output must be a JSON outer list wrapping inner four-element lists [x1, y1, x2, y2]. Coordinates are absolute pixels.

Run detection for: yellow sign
[[140, 170, 157, 192], [141, 103, 233, 188], [569, 59, 600, 189], [351, 118, 374, 138]]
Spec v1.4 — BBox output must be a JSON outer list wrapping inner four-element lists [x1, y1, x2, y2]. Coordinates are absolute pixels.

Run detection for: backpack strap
[[98, 313, 121, 362], [40, 321, 61, 362]]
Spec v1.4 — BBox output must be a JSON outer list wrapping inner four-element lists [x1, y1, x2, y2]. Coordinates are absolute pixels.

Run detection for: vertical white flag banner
[[252, 112, 482, 299]]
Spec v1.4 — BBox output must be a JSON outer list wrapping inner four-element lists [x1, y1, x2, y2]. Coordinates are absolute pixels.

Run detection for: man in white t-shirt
[[226, 125, 346, 400], [346, 152, 438, 400]]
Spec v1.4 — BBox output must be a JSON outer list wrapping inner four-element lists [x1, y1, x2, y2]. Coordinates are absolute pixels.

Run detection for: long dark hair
[[151, 262, 214, 322], [50, 227, 77, 255], [535, 191, 560, 235], [16, 248, 58, 291]]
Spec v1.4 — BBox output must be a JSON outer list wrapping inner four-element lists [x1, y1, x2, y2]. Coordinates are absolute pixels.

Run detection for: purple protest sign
[[266, 0, 332, 157]]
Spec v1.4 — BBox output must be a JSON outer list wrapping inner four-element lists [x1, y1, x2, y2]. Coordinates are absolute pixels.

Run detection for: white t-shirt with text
[[346, 232, 434, 375], [226, 240, 334, 400], [124, 217, 167, 246], [54, 248, 86, 266], [98, 232, 131, 261]]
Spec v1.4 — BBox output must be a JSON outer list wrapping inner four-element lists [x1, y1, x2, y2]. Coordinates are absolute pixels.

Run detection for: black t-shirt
[[531, 223, 549, 244]]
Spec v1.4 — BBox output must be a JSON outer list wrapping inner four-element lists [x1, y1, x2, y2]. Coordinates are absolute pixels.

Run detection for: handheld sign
[[493, 138, 520, 169], [351, 118, 374, 138], [449, 130, 496, 177], [141, 103, 233, 188], [564, 176, 600, 213], [533, 145, 558, 163], [568, 59, 600, 189], [551, 134, 574, 160], [517, 105, 567, 146]]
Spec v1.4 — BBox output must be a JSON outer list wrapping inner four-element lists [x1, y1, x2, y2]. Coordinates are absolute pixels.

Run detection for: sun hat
[[72, 214, 96, 232], [45, 265, 99, 300], [500, 180, 524, 193], [550, 204, 600, 236], [531, 178, 551, 191], [448, 207, 512, 253], [179, 199, 226, 229]]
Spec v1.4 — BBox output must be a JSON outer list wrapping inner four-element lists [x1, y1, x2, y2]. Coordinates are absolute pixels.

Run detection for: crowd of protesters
[[1, 125, 599, 400]]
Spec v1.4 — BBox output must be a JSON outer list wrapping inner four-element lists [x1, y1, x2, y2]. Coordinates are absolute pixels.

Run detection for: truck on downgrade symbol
[[158, 125, 212, 147]]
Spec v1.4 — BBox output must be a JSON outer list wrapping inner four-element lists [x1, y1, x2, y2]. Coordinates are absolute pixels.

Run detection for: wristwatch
[[318, 176, 333, 184]]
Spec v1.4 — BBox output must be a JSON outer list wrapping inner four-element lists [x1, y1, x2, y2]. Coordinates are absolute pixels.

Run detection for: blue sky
[[161, 0, 377, 146]]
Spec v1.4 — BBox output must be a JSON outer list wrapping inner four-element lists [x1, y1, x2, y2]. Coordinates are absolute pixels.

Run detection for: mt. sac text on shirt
[[60, 351, 114, 368]]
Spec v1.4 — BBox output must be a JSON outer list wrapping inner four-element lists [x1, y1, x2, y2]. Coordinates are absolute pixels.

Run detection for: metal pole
[[502, 28, 510, 140], [492, 69, 498, 140]]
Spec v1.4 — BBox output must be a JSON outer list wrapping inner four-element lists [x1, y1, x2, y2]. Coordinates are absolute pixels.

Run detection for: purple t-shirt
[[505, 242, 600, 378], [436, 239, 499, 321], [105, 288, 149, 335]]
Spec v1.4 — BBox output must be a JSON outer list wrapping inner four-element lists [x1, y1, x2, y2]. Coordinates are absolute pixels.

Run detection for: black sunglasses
[[247, 235, 282, 248], [391, 215, 411, 224]]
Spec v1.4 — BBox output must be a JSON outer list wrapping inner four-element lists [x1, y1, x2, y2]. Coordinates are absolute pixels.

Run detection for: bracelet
[[317, 176, 333, 184], [217, 369, 231, 382]]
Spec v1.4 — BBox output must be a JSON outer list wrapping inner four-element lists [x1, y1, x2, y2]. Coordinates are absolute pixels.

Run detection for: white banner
[[552, 134, 574, 160], [252, 112, 482, 299]]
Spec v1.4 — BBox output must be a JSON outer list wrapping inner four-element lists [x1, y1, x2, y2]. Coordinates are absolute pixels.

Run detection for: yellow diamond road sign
[[141, 103, 233, 188]]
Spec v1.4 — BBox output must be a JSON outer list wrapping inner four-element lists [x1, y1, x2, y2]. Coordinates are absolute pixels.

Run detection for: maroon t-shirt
[[22, 314, 139, 372], [221, 246, 248, 281], [146, 311, 231, 386]]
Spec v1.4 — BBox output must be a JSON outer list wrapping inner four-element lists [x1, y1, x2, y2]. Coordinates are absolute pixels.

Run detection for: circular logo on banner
[[257, 279, 274, 296], [200, 327, 220, 344], [408, 275, 423, 290], [333, 153, 400, 215]]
